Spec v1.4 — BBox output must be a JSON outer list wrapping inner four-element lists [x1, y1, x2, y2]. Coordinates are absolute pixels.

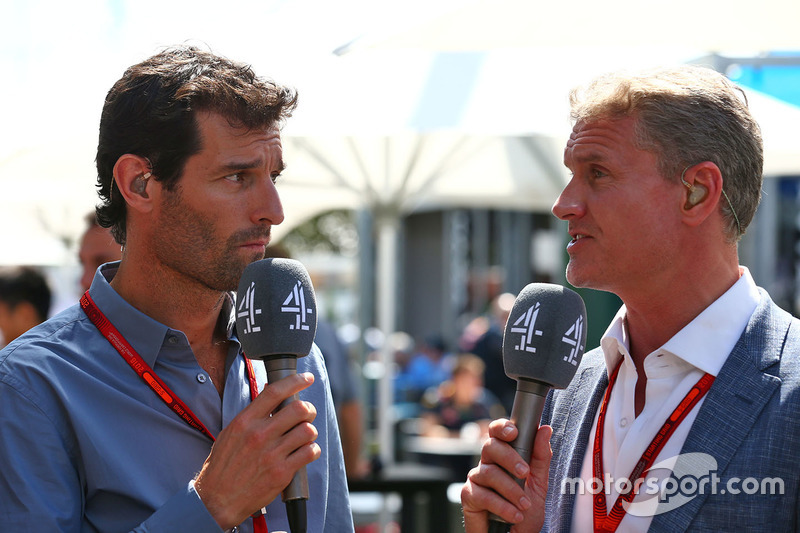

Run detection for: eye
[[224, 172, 245, 184], [271, 172, 282, 184], [590, 168, 608, 179]]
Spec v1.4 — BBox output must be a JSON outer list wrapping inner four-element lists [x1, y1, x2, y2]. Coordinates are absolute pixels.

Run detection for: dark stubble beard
[[153, 187, 269, 292]]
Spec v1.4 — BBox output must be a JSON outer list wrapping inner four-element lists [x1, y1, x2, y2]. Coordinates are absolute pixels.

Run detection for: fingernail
[[519, 496, 531, 510], [515, 463, 529, 477], [514, 511, 524, 522], [502, 425, 514, 438]]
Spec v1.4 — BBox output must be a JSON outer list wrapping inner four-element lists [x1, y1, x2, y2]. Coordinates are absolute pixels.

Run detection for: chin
[[565, 265, 601, 291], [566, 271, 619, 296], [565, 266, 588, 288]]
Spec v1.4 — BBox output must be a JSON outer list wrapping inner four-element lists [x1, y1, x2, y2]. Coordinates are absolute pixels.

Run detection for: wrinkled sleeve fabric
[[131, 483, 222, 533], [0, 373, 84, 531], [0, 353, 223, 533]]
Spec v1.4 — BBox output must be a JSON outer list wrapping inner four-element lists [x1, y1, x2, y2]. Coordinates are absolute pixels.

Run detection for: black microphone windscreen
[[502, 283, 587, 389], [236, 258, 318, 360]]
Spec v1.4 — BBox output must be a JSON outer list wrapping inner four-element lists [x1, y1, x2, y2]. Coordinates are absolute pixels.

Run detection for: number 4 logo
[[282, 280, 314, 331], [237, 281, 262, 334], [510, 302, 543, 353], [562, 315, 584, 366]]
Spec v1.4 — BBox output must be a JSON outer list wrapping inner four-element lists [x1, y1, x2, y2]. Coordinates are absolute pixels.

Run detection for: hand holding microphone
[[236, 258, 318, 533], [485, 283, 587, 533]]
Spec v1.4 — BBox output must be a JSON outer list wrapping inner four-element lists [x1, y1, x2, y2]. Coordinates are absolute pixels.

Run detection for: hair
[[0, 266, 52, 322], [452, 353, 486, 377], [95, 45, 299, 245], [569, 65, 763, 242]]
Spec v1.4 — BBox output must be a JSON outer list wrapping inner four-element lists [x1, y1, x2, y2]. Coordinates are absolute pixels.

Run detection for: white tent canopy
[[745, 89, 800, 177], [339, 0, 800, 54], [275, 46, 710, 237]]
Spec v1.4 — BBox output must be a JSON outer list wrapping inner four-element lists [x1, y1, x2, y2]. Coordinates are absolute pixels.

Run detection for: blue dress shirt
[[0, 263, 354, 532]]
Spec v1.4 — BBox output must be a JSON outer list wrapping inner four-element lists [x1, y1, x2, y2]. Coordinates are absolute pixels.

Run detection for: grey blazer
[[540, 290, 800, 532]]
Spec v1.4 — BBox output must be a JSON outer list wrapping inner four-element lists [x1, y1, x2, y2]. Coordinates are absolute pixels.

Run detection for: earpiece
[[687, 183, 707, 206], [681, 175, 707, 207], [133, 172, 151, 197]]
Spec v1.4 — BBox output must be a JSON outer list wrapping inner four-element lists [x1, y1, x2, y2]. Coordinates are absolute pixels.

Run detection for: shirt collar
[[87, 262, 239, 367], [600, 266, 760, 377]]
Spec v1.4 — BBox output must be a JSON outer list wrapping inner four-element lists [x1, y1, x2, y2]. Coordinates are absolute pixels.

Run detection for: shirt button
[[168, 336, 179, 344], [196, 373, 207, 383], [620, 417, 628, 427]]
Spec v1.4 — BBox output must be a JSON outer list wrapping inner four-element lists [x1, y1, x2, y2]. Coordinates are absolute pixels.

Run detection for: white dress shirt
[[571, 267, 760, 532]]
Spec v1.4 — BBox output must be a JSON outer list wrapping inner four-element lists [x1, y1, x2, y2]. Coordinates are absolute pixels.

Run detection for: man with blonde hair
[[462, 65, 800, 531]]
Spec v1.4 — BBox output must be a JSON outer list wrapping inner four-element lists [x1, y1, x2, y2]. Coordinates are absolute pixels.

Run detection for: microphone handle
[[264, 356, 309, 533], [488, 379, 550, 533]]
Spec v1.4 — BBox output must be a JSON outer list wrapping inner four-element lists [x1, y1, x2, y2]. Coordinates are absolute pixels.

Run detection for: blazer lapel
[[547, 354, 608, 533], [648, 294, 788, 532]]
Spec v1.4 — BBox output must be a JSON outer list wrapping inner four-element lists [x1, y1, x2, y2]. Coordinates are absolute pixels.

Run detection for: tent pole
[[376, 214, 399, 468]]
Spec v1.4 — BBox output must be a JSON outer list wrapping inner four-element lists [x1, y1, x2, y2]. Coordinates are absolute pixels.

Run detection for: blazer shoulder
[[746, 291, 800, 374]]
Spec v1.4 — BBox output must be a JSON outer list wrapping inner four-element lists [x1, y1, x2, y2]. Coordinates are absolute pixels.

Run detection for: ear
[[112, 154, 154, 213], [680, 162, 723, 228]]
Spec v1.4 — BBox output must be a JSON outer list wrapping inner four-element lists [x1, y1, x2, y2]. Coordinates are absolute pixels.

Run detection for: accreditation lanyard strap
[[592, 359, 715, 533], [80, 291, 268, 533]]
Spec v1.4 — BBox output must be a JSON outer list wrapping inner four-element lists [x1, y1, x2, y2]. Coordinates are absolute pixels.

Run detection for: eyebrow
[[572, 151, 607, 164], [564, 152, 608, 169], [215, 158, 286, 174]]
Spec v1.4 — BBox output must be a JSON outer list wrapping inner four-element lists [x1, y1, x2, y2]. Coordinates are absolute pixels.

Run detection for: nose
[[551, 178, 584, 221], [252, 177, 285, 226]]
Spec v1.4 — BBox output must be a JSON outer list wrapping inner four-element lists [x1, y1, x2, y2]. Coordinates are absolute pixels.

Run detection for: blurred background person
[[314, 318, 370, 479], [469, 291, 516, 413], [78, 212, 122, 292], [416, 352, 505, 478], [394, 333, 453, 404], [419, 352, 505, 440], [0, 266, 51, 347]]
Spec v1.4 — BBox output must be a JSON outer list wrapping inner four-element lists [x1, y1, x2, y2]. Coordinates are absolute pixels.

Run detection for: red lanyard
[[592, 359, 715, 532], [81, 291, 269, 533]]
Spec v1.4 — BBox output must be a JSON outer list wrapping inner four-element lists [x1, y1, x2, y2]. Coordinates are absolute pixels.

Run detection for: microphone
[[236, 258, 318, 533], [488, 283, 587, 533]]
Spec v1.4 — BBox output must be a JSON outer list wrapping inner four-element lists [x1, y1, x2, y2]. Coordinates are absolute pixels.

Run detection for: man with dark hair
[[0, 46, 352, 532], [461, 65, 800, 531], [0, 266, 51, 345]]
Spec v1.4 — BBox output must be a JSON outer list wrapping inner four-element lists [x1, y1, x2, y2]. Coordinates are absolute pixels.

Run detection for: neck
[[110, 251, 228, 347], [622, 250, 740, 367]]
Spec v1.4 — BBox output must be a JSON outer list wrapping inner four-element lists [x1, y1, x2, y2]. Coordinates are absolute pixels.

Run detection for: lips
[[566, 229, 591, 249], [242, 239, 270, 248], [237, 228, 272, 249]]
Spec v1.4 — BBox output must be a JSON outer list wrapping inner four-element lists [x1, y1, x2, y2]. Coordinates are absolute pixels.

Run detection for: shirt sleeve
[[0, 377, 223, 533], [297, 345, 355, 532], [131, 482, 223, 532], [0, 378, 85, 531]]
